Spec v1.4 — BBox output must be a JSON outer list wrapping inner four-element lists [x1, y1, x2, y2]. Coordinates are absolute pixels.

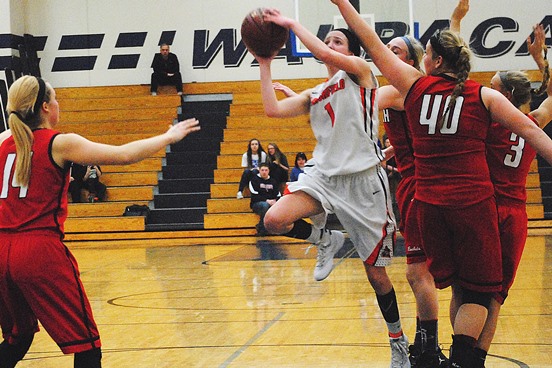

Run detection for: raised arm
[[529, 63, 552, 127], [263, 8, 372, 81], [449, 0, 469, 33], [255, 56, 311, 118], [528, 24, 548, 72], [330, 0, 421, 97], [52, 118, 200, 167]]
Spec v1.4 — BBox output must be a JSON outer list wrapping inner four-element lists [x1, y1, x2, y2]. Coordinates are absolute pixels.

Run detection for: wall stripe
[[59, 34, 104, 50], [52, 56, 97, 71], [0, 34, 24, 49], [108, 54, 140, 69], [115, 32, 147, 48], [158, 31, 176, 46]]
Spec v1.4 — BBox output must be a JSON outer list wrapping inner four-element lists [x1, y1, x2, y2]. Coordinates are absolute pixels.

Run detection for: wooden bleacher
[[56, 85, 180, 237], [56, 74, 551, 243]]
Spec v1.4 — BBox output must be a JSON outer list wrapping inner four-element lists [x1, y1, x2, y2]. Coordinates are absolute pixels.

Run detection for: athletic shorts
[[395, 175, 425, 264], [416, 197, 503, 292], [0, 231, 101, 354], [495, 199, 528, 304], [287, 164, 396, 266]]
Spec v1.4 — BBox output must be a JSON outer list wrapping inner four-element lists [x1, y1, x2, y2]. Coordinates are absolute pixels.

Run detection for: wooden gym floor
[[15, 234, 552, 367]]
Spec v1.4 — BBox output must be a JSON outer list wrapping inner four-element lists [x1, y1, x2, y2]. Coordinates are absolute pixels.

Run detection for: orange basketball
[[241, 8, 289, 58]]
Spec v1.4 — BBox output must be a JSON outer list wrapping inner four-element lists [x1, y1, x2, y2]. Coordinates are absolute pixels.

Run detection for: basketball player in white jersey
[[245, 8, 410, 367]]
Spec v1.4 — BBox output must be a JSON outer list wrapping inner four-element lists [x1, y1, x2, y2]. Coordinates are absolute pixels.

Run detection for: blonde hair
[[430, 29, 471, 128], [6, 75, 51, 187], [497, 71, 532, 108]]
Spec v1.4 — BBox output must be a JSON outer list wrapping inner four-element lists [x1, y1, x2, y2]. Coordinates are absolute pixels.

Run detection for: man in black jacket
[[150, 43, 183, 96], [249, 163, 280, 236]]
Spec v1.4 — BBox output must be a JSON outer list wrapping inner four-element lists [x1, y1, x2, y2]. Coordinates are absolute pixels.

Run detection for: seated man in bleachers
[[150, 43, 183, 96]]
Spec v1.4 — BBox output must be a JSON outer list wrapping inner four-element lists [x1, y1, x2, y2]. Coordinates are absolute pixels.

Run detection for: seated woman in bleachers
[[237, 138, 267, 199], [290, 152, 307, 182], [266, 142, 289, 193]]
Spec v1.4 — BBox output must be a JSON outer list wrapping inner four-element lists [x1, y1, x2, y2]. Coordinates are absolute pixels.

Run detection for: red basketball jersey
[[382, 108, 415, 178], [486, 114, 538, 203], [0, 129, 70, 235], [405, 75, 494, 206]]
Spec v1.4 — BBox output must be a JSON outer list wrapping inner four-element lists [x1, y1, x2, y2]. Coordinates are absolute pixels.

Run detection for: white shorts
[[287, 164, 396, 266]]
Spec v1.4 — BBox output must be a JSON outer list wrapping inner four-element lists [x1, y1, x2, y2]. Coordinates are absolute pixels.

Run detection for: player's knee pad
[[0, 334, 34, 368], [74, 347, 102, 368], [461, 288, 492, 309]]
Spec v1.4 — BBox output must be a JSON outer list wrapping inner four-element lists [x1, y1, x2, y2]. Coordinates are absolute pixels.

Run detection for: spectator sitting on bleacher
[[68, 163, 107, 203], [266, 142, 289, 193], [290, 152, 307, 182], [237, 138, 267, 199], [249, 163, 279, 236], [150, 43, 183, 96]]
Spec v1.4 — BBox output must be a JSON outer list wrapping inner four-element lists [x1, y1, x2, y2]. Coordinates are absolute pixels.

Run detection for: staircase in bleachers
[[56, 85, 182, 234], [146, 94, 231, 231]]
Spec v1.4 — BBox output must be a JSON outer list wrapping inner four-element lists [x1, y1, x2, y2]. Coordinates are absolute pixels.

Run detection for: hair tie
[[30, 77, 46, 117], [498, 71, 514, 93], [9, 111, 28, 122], [401, 36, 416, 60], [33, 77, 46, 113]]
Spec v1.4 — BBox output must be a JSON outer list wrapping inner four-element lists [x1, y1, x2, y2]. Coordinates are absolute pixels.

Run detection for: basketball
[[241, 8, 289, 58]]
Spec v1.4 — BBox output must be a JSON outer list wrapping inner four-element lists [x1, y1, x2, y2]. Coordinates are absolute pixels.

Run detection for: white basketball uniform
[[287, 70, 396, 266]]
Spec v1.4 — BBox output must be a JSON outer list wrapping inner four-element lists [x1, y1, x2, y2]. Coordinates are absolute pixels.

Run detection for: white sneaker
[[151, 91, 157, 96], [236, 191, 244, 199], [390, 334, 411, 368], [313, 230, 345, 281], [177, 91, 183, 95]]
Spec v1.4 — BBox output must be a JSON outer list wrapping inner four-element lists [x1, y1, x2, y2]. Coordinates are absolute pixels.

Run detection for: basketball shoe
[[415, 348, 449, 368], [313, 230, 345, 281], [390, 334, 411, 368]]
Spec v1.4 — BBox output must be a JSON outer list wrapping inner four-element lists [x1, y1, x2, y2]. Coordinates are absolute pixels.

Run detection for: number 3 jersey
[[405, 74, 494, 207], [309, 70, 383, 177], [486, 114, 538, 204], [0, 129, 70, 235]]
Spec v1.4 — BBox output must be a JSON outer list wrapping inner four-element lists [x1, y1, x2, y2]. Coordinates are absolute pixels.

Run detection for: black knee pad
[[74, 347, 102, 368], [462, 288, 492, 309], [0, 334, 34, 368]]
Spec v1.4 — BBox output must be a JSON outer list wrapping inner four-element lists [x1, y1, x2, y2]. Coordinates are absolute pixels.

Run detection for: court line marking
[[219, 311, 285, 368]]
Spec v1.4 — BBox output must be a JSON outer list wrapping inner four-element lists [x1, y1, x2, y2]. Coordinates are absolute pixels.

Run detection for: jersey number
[[419, 95, 464, 134], [504, 132, 525, 168], [324, 103, 336, 127], [1, 153, 29, 198]]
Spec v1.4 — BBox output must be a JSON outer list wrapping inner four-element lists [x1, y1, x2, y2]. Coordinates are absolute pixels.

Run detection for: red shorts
[[0, 231, 101, 354], [395, 176, 425, 264], [494, 199, 528, 304], [416, 198, 503, 292]]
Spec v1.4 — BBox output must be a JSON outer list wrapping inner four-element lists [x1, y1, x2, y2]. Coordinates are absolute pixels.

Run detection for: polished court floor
[[15, 234, 552, 367]]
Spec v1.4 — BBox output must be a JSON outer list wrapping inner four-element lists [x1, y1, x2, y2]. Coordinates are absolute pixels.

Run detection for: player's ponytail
[[6, 76, 50, 187], [430, 29, 471, 129]]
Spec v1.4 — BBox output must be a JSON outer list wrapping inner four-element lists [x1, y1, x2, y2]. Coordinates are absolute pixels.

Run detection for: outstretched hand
[[166, 118, 201, 144], [528, 24, 546, 71], [262, 8, 293, 29]]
